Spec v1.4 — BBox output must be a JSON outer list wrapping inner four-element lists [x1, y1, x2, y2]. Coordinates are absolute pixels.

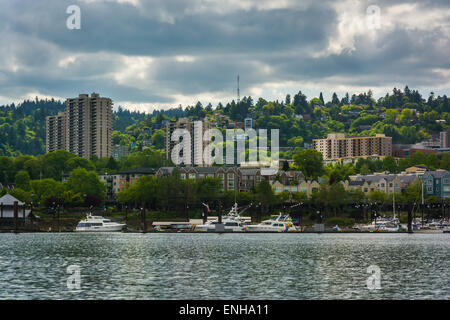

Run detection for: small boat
[[443, 225, 450, 233], [194, 203, 249, 232], [358, 217, 400, 232], [75, 214, 126, 232], [245, 213, 297, 232]]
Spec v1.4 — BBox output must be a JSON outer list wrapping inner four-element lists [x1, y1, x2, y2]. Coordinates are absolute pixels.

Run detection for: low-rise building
[[156, 167, 304, 193], [271, 180, 320, 197], [99, 167, 156, 196], [420, 170, 450, 199], [156, 166, 240, 191], [0, 194, 39, 230], [345, 173, 419, 194]]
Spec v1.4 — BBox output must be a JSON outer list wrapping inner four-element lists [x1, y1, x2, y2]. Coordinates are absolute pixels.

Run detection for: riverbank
[[3, 208, 438, 233]]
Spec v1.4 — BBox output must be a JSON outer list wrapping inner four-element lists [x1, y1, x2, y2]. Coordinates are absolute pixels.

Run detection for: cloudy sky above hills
[[0, 0, 449, 111]]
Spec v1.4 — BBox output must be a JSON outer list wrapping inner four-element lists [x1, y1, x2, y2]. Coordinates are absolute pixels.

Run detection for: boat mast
[[393, 188, 395, 219]]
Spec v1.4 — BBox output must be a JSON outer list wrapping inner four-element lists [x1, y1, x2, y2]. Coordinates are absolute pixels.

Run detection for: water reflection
[[0, 233, 449, 299]]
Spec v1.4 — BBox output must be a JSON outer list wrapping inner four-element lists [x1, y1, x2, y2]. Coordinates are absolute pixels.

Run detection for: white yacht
[[358, 217, 400, 232], [75, 214, 126, 232], [245, 213, 297, 232], [194, 203, 249, 232]]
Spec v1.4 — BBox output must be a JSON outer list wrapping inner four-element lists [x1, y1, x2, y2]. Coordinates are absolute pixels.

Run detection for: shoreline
[[0, 230, 444, 234]]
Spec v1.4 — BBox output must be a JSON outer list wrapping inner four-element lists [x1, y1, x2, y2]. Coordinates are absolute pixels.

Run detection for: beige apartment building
[[45, 93, 113, 159], [313, 133, 392, 162], [165, 118, 211, 166], [45, 112, 66, 153]]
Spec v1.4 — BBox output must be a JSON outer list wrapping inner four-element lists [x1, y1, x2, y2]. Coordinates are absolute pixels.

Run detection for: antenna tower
[[237, 75, 240, 104]]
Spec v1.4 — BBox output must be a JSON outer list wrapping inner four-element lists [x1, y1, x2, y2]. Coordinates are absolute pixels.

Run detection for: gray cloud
[[0, 0, 449, 109]]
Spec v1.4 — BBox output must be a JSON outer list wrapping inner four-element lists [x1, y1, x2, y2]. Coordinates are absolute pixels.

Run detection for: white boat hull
[[246, 225, 296, 232], [75, 224, 125, 232], [194, 225, 245, 232]]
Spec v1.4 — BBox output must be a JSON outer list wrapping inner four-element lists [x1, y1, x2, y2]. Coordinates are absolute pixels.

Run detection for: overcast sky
[[0, 0, 449, 111]]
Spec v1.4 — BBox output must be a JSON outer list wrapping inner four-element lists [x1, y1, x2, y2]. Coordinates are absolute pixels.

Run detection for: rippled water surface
[[1, 233, 449, 299]]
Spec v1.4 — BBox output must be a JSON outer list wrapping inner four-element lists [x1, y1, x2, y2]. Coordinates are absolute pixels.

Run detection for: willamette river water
[[0, 232, 449, 299]]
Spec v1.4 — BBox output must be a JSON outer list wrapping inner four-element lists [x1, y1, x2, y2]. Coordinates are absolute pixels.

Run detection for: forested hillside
[[1, 87, 449, 157], [0, 99, 147, 156], [112, 86, 450, 159], [0, 98, 64, 156]]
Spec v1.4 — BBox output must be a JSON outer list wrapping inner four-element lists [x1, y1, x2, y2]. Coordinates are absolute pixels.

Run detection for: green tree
[[255, 179, 276, 219], [9, 188, 32, 203], [134, 175, 159, 208], [368, 190, 387, 204], [65, 157, 95, 172], [327, 183, 348, 216], [403, 179, 422, 204], [196, 177, 222, 203], [15, 170, 31, 191], [23, 158, 42, 180], [31, 178, 64, 206], [425, 153, 439, 170], [410, 151, 426, 166], [0, 156, 13, 184], [64, 168, 106, 202], [381, 156, 398, 173], [293, 149, 324, 180], [106, 156, 119, 171], [42, 150, 75, 181], [287, 136, 304, 148], [440, 153, 450, 170], [151, 129, 165, 150]]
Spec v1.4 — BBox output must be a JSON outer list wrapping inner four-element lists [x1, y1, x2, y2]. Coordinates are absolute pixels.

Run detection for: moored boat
[[245, 213, 297, 232], [75, 214, 126, 232]]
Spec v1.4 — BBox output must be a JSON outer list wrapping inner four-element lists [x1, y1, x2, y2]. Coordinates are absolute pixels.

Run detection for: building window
[[189, 173, 196, 179]]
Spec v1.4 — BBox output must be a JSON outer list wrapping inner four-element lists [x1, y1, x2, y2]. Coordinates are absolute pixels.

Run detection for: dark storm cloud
[[0, 0, 448, 108], [2, 0, 334, 55]]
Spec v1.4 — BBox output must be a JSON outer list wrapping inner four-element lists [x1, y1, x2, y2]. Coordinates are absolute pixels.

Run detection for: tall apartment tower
[[165, 118, 211, 166], [313, 133, 392, 161], [45, 93, 113, 159], [45, 112, 66, 153]]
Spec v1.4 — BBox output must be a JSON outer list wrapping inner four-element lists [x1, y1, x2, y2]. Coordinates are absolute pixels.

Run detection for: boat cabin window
[[225, 222, 238, 226], [77, 222, 102, 227]]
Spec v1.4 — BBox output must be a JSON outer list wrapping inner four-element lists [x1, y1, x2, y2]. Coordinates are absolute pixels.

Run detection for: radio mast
[[237, 75, 240, 104]]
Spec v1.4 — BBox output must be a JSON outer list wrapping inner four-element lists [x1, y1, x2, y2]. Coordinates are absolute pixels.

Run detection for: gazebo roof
[[0, 194, 24, 206]]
